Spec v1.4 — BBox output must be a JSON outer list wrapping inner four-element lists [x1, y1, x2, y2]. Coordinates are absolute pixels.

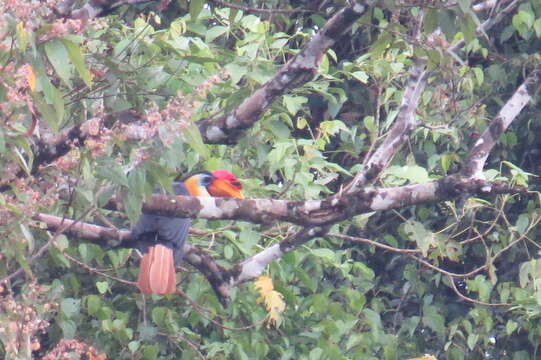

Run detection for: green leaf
[[19, 223, 35, 253], [0, 128, 5, 153], [422, 305, 445, 335], [460, 14, 477, 44], [56, 234, 69, 251], [15, 22, 28, 50], [500, 25, 515, 42], [225, 62, 247, 84], [60, 319, 77, 339], [238, 229, 260, 254], [404, 220, 435, 257], [44, 39, 73, 88], [224, 244, 234, 259], [169, 19, 186, 38], [385, 165, 430, 184], [363, 308, 383, 341], [128, 341, 140, 353], [32, 93, 59, 132], [506, 320, 518, 335], [516, 9, 535, 28], [35, 75, 64, 131], [97, 164, 129, 187], [467, 333, 479, 350], [457, 0, 471, 13], [206, 26, 228, 43], [351, 70, 369, 83], [143, 345, 159, 360], [151, 307, 169, 327], [84, 295, 101, 316], [424, 8, 438, 33], [363, 115, 375, 134], [60, 298, 81, 318], [283, 95, 308, 115], [318, 53, 329, 74], [534, 18, 541, 37], [61, 39, 92, 87], [311, 248, 336, 263], [515, 214, 529, 235], [189, 0, 204, 21], [472, 67, 484, 86], [183, 122, 209, 159], [96, 281, 109, 294], [124, 191, 143, 225]]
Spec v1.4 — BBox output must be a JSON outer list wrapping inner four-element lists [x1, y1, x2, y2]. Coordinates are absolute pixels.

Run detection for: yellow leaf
[[254, 276, 286, 328], [16, 22, 28, 50], [27, 65, 36, 92], [408, 355, 438, 360], [254, 276, 273, 297]]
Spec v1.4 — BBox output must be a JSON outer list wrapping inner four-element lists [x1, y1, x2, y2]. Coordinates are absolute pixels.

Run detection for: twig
[[330, 233, 421, 253], [447, 275, 510, 307], [158, 331, 206, 360], [61, 249, 136, 287], [0, 207, 96, 284]]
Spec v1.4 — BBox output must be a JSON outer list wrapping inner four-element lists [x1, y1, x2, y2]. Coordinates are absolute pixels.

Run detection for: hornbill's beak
[[208, 179, 244, 199]]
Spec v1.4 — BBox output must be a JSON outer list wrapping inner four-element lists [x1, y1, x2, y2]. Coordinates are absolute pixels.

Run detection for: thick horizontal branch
[[104, 177, 524, 226], [34, 213, 131, 246], [197, 2, 367, 144]]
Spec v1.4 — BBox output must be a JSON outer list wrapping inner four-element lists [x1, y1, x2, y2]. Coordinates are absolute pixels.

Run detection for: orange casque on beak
[[207, 178, 244, 199]]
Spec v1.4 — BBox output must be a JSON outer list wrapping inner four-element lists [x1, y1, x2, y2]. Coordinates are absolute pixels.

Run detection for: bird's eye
[[200, 175, 213, 186]]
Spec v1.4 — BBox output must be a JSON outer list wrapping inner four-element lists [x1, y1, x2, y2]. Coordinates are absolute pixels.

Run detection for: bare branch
[[447, 275, 510, 306], [461, 63, 541, 178], [345, 58, 428, 191], [227, 225, 329, 287], [197, 2, 368, 144], [100, 177, 523, 227]]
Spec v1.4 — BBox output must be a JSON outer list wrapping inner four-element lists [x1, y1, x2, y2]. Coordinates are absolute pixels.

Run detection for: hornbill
[[131, 170, 244, 295]]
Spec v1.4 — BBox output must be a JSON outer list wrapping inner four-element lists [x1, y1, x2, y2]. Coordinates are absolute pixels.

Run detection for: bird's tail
[[136, 244, 177, 295]]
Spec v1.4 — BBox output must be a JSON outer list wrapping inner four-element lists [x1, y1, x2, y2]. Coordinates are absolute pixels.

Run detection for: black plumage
[[131, 182, 191, 264]]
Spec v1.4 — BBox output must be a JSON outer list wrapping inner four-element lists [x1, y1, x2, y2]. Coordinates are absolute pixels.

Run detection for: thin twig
[[176, 288, 266, 331], [61, 250, 136, 286], [159, 331, 206, 360], [447, 275, 510, 307], [0, 207, 96, 284], [330, 233, 421, 253]]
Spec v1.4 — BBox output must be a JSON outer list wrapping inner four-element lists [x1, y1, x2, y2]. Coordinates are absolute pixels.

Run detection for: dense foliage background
[[1, 0, 541, 359]]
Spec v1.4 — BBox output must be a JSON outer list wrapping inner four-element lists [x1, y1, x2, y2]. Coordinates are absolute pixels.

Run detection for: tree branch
[[197, 2, 368, 144], [100, 177, 523, 226], [33, 212, 233, 304], [345, 58, 428, 191], [461, 63, 541, 178]]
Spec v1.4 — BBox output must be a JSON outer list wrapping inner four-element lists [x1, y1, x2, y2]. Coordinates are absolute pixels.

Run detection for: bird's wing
[[156, 216, 191, 263], [130, 181, 192, 261]]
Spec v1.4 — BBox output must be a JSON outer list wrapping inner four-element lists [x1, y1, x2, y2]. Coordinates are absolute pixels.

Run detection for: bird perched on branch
[[131, 170, 244, 295]]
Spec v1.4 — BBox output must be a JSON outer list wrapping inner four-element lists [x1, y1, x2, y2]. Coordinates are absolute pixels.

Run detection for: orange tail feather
[[137, 244, 177, 295]]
